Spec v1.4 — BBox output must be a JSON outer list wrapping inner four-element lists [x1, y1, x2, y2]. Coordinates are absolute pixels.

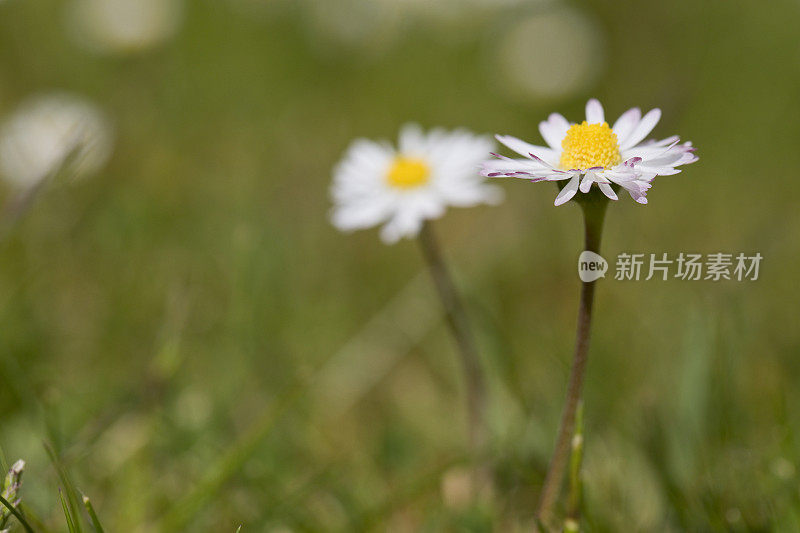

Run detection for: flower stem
[[417, 222, 488, 465], [536, 198, 607, 526], [566, 401, 584, 527]]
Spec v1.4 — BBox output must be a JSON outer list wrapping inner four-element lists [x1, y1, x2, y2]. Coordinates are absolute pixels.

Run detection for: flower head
[[331, 124, 503, 243], [482, 99, 697, 205]]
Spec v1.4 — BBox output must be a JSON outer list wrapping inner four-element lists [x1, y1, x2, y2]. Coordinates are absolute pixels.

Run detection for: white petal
[[495, 134, 559, 165], [640, 167, 681, 176], [598, 182, 618, 200], [333, 140, 393, 186], [585, 99, 604, 124], [621, 141, 679, 160], [378, 195, 443, 244], [612, 107, 641, 145], [554, 175, 580, 206], [543, 172, 575, 182], [606, 174, 651, 204], [482, 157, 546, 173], [481, 155, 554, 179], [633, 143, 697, 176], [331, 195, 394, 231], [648, 135, 680, 147], [538, 113, 569, 150], [439, 181, 504, 207], [348, 139, 394, 170], [379, 217, 408, 244], [428, 131, 497, 181], [620, 108, 661, 150], [640, 151, 685, 167], [398, 123, 426, 155], [579, 174, 593, 193]]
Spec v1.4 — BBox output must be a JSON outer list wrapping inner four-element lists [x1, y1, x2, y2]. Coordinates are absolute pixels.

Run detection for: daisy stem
[[536, 197, 607, 526], [417, 222, 488, 473]]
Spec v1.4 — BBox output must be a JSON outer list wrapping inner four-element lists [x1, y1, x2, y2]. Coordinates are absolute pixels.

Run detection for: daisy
[[331, 124, 502, 243], [482, 98, 697, 206]]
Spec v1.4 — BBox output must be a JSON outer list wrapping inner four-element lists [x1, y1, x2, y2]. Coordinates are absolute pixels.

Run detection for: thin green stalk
[[565, 401, 585, 531], [60, 489, 78, 533], [417, 222, 489, 475], [45, 443, 84, 533], [82, 494, 105, 533], [0, 494, 34, 533], [536, 197, 607, 526]]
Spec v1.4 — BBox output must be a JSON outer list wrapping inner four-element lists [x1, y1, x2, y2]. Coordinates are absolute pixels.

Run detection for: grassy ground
[[1, 0, 800, 530]]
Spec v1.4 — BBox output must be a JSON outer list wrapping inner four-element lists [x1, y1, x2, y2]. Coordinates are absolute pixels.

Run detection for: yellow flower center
[[386, 157, 430, 189], [559, 121, 621, 170]]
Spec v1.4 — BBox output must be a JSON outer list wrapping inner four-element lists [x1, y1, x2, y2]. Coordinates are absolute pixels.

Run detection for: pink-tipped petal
[[585, 98, 604, 124], [612, 107, 641, 144], [579, 175, 593, 193], [495, 134, 557, 163], [539, 113, 570, 149], [621, 108, 662, 150], [554, 175, 580, 206], [598, 182, 618, 200]]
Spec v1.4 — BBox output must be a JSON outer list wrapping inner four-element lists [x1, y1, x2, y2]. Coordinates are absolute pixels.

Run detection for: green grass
[[1, 0, 800, 530]]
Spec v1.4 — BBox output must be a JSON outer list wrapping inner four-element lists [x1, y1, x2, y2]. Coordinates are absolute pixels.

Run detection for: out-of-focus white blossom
[[0, 93, 113, 188], [303, 0, 407, 59], [492, 5, 605, 101], [331, 125, 502, 243], [301, 0, 535, 59], [66, 0, 183, 55]]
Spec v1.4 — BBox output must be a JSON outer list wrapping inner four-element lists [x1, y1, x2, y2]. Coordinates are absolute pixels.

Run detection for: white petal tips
[[620, 108, 661, 150], [554, 175, 580, 206], [585, 98, 604, 124]]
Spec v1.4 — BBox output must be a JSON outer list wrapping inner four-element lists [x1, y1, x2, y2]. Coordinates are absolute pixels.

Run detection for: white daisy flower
[[482, 99, 698, 206], [331, 124, 503, 244]]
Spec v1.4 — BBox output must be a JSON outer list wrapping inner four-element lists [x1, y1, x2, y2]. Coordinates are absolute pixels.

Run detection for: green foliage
[[1, 0, 799, 530]]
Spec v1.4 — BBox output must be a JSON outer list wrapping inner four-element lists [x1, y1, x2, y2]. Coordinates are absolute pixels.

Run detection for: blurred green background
[[1, 0, 799, 530]]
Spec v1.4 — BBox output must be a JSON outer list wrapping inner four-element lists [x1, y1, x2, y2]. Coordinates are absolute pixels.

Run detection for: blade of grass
[[60, 490, 78, 533], [81, 494, 104, 533], [45, 443, 84, 533], [0, 493, 34, 533]]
